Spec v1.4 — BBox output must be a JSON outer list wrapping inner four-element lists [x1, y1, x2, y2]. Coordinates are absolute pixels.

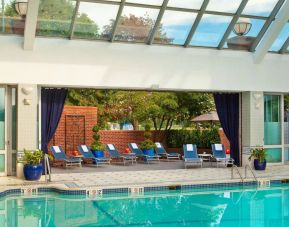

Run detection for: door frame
[[0, 85, 7, 176]]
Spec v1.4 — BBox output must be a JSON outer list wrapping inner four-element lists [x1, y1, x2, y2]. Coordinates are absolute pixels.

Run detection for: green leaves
[[249, 147, 266, 163], [23, 149, 44, 165]]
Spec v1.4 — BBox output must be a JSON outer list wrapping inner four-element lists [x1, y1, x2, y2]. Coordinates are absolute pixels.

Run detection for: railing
[[231, 164, 244, 183], [244, 164, 258, 182], [44, 154, 51, 182]]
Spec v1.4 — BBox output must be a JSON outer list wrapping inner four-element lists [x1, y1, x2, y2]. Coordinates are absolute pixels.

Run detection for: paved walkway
[[1, 164, 289, 190]]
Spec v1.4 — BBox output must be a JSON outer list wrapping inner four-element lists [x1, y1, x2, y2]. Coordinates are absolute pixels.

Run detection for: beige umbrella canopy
[[192, 111, 219, 123]]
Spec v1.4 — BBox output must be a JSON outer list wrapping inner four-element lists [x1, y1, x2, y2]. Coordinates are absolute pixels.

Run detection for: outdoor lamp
[[233, 18, 252, 36], [15, 0, 28, 18]]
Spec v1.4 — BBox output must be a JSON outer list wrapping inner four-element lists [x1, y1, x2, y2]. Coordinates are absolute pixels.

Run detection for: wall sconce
[[23, 98, 31, 105], [253, 93, 262, 109], [21, 87, 33, 95]]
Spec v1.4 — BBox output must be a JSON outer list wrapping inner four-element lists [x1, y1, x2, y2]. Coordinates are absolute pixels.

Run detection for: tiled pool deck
[[1, 162, 289, 193]]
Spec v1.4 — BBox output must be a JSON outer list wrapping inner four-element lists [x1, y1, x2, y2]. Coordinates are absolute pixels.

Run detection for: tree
[[106, 91, 148, 130], [103, 13, 172, 43]]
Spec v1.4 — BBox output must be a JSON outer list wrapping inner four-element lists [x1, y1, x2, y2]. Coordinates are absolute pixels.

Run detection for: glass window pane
[[167, 0, 203, 9], [207, 0, 242, 13], [284, 95, 289, 144], [225, 18, 266, 49], [126, 0, 163, 5], [0, 154, 5, 172], [265, 148, 282, 163], [285, 147, 289, 162], [242, 0, 279, 17], [270, 23, 289, 52], [115, 6, 159, 42], [74, 2, 119, 40], [264, 95, 281, 145], [154, 11, 197, 45], [12, 88, 16, 150], [190, 14, 232, 47], [36, 0, 76, 38], [0, 88, 4, 150], [0, 0, 23, 35]]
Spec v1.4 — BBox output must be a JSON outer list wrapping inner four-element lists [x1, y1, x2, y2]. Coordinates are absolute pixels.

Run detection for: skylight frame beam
[[147, 0, 169, 45], [279, 36, 289, 54], [110, 0, 126, 42], [250, 0, 285, 52], [184, 0, 209, 48], [217, 0, 248, 50], [253, 0, 289, 63], [69, 0, 80, 40], [23, 0, 40, 50]]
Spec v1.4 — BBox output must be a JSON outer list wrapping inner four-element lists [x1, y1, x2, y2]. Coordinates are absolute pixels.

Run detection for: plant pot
[[23, 164, 43, 181], [253, 159, 266, 171], [91, 150, 104, 158], [142, 149, 154, 156]]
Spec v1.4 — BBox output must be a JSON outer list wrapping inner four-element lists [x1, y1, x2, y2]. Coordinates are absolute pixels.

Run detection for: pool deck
[[1, 162, 289, 192]]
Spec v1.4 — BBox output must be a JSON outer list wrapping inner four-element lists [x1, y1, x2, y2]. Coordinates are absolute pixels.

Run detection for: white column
[[241, 91, 264, 166], [17, 84, 38, 151]]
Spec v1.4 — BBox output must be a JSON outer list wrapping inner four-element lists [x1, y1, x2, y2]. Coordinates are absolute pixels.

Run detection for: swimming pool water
[[1, 185, 289, 226]]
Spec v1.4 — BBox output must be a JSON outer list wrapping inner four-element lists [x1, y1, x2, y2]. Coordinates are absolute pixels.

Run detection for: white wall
[[0, 36, 289, 92]]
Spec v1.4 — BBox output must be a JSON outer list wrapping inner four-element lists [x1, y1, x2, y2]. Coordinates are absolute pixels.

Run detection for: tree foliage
[[67, 89, 214, 132], [103, 13, 172, 43]]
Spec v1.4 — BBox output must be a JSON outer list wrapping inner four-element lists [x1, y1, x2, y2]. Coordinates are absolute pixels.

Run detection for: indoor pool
[[1, 185, 289, 227]]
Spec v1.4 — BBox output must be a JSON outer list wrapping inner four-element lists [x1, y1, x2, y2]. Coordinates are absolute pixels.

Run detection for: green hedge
[[166, 128, 220, 148]]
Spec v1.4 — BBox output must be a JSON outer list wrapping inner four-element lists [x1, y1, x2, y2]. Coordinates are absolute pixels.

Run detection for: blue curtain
[[41, 88, 67, 153], [214, 93, 240, 166]]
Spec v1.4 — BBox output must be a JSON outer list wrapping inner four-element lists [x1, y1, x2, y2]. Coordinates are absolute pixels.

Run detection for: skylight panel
[[36, 0, 76, 38], [206, 0, 242, 13], [74, 2, 119, 40], [167, 0, 203, 10], [190, 14, 232, 47], [126, 0, 164, 6], [154, 10, 197, 45], [114, 6, 159, 42], [242, 0, 279, 17]]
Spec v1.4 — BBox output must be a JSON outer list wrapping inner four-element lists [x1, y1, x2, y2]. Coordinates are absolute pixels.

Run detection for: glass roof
[[0, 0, 288, 54]]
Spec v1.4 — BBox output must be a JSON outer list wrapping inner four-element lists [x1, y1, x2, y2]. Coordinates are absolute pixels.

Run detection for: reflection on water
[[0, 187, 289, 227]]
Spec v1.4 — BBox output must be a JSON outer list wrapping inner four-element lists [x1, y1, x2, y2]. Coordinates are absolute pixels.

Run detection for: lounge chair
[[183, 144, 203, 168], [128, 143, 160, 164], [155, 142, 180, 160], [51, 146, 82, 167], [78, 145, 111, 167], [211, 144, 234, 167], [106, 144, 137, 165]]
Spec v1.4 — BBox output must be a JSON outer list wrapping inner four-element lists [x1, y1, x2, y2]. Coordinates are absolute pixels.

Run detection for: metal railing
[[244, 164, 258, 182], [231, 164, 244, 183], [44, 154, 51, 182]]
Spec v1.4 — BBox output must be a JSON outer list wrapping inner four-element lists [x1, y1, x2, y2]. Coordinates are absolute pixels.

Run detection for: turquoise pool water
[[1, 185, 289, 226]]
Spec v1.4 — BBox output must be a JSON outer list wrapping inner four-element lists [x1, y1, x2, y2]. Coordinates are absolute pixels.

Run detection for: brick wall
[[218, 129, 230, 151], [49, 106, 97, 154], [99, 130, 165, 152]]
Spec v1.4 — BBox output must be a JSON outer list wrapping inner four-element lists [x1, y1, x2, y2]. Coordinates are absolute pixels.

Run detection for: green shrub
[[166, 128, 220, 148], [140, 123, 156, 150], [91, 125, 105, 151]]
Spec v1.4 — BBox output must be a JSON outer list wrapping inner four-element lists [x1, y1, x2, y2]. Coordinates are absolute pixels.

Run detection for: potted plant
[[22, 149, 44, 181], [91, 125, 105, 158], [140, 124, 156, 156], [248, 147, 266, 170]]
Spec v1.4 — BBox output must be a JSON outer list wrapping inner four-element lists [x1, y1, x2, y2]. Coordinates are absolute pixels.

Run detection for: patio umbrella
[[191, 111, 219, 125]]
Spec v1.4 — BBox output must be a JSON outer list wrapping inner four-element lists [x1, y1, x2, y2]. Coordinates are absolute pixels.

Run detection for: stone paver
[[1, 164, 289, 190]]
